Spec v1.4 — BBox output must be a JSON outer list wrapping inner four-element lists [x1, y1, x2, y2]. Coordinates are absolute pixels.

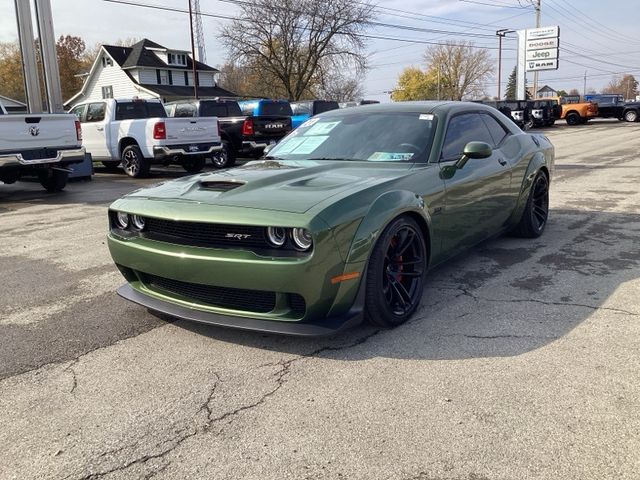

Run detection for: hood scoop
[[200, 180, 246, 192]]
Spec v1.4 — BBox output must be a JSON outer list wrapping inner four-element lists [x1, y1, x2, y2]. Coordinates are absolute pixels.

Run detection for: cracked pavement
[[1, 121, 639, 480]]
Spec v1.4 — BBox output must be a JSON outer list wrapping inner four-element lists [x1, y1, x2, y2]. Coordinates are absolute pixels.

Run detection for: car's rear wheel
[[565, 112, 581, 126], [212, 141, 236, 169], [624, 110, 638, 122], [121, 145, 150, 178], [38, 168, 68, 192], [365, 216, 427, 328], [512, 170, 549, 238], [182, 156, 205, 173]]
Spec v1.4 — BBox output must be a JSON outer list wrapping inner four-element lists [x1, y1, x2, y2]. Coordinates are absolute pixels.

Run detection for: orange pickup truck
[[549, 95, 598, 126]]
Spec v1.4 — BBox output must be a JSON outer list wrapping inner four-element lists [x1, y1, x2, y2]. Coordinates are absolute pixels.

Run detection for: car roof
[[318, 101, 497, 116]]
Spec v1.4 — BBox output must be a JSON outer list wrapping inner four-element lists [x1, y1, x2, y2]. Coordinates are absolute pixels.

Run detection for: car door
[[81, 102, 110, 159], [596, 97, 615, 117], [437, 112, 513, 256]]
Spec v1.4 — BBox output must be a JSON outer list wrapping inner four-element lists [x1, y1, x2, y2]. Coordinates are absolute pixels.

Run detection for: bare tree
[[220, 0, 373, 101], [424, 41, 493, 100]]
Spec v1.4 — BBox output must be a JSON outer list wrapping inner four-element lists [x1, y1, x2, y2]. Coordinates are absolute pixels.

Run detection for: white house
[[65, 39, 236, 109]]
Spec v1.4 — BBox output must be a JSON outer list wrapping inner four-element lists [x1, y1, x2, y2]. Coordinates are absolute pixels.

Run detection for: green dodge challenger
[[108, 102, 554, 335]]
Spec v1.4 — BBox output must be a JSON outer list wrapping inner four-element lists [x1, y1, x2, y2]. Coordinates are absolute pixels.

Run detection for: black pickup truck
[[589, 95, 640, 122]]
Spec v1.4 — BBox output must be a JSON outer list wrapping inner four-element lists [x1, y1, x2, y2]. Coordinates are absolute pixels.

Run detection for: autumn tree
[[603, 74, 638, 99], [55, 35, 89, 101], [220, 0, 373, 101], [568, 88, 580, 96], [391, 67, 438, 101], [0, 41, 25, 102], [424, 41, 493, 100], [504, 66, 517, 100]]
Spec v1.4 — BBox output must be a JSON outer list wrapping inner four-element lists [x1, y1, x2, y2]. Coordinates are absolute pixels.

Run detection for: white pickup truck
[[0, 100, 85, 192], [70, 98, 221, 177]]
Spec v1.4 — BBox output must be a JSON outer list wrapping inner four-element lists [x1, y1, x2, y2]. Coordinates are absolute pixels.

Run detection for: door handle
[[96, 126, 104, 131], [498, 158, 507, 166]]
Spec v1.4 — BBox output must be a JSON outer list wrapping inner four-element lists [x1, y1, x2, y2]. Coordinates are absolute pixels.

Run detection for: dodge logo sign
[[225, 233, 251, 240], [28, 126, 40, 137]]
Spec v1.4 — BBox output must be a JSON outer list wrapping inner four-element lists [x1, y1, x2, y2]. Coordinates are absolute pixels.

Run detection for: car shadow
[[169, 207, 640, 361]]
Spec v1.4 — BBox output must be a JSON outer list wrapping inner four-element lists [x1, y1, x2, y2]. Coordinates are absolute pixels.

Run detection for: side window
[[70, 104, 86, 122], [480, 113, 509, 147], [85, 102, 106, 123], [174, 103, 196, 117], [441, 113, 494, 160]]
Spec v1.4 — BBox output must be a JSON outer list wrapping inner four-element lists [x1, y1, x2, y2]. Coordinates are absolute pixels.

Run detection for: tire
[[565, 113, 581, 126], [182, 156, 205, 173], [624, 110, 638, 122], [211, 141, 236, 169], [38, 168, 68, 192], [101, 160, 120, 171], [365, 216, 427, 328], [512, 170, 549, 238], [121, 145, 150, 178]]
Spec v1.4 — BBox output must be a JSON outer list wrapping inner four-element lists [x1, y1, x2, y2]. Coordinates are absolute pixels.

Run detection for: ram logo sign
[[28, 126, 40, 137]]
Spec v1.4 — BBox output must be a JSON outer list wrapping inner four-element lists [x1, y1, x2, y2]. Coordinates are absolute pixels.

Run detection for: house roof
[[140, 84, 238, 99], [537, 85, 556, 92], [103, 39, 218, 72]]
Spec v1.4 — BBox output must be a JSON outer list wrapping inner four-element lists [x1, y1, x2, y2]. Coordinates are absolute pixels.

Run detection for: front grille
[[289, 294, 306, 316], [144, 273, 276, 313], [144, 218, 269, 250]]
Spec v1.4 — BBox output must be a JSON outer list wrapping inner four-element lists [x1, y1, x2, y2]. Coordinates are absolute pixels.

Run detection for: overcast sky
[[1, 0, 639, 101]]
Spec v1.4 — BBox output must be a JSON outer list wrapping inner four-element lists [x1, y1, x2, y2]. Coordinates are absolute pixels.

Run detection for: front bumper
[[0, 146, 85, 168], [153, 142, 222, 160], [117, 283, 364, 336]]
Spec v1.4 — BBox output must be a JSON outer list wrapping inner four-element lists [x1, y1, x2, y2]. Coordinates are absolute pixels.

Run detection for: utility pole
[[188, 0, 199, 99], [496, 29, 515, 99], [532, 0, 541, 99], [583, 71, 587, 100]]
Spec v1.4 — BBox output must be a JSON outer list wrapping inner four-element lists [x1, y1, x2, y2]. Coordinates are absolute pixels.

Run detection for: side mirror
[[263, 143, 274, 155], [456, 141, 493, 169]]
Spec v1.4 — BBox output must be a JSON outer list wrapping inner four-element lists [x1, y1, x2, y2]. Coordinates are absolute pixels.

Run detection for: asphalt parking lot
[[1, 121, 639, 480]]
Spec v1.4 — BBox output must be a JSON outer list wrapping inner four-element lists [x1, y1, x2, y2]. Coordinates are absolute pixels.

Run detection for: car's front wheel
[[365, 216, 427, 328], [512, 170, 549, 238], [565, 113, 581, 126], [212, 141, 236, 169], [182, 156, 205, 173]]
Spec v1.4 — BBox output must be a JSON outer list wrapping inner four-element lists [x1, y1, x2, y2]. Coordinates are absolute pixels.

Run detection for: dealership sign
[[525, 25, 559, 72]]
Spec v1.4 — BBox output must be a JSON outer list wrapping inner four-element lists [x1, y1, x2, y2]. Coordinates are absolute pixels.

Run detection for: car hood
[[125, 160, 417, 213]]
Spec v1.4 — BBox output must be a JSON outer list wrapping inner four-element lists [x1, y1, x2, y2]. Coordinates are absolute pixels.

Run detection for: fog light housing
[[267, 226, 286, 247], [291, 228, 312, 251], [115, 211, 130, 229]]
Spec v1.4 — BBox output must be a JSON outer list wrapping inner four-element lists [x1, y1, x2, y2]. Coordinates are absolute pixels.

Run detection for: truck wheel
[[624, 110, 638, 122], [101, 160, 120, 171], [121, 145, 150, 178], [212, 141, 236, 169], [565, 113, 581, 126], [38, 168, 68, 193], [182, 156, 205, 173]]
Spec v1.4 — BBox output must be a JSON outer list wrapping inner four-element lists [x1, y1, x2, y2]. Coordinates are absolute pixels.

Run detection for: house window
[[101, 86, 113, 99], [168, 70, 173, 85], [156, 70, 169, 85], [168, 53, 175, 64], [168, 53, 187, 66], [184, 71, 189, 86], [101, 56, 113, 68]]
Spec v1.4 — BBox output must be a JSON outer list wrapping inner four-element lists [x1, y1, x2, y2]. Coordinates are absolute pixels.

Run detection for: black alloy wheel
[[565, 112, 581, 126], [366, 216, 427, 327], [212, 141, 236, 169], [513, 170, 549, 238]]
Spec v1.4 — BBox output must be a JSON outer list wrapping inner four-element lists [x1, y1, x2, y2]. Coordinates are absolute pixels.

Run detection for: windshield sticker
[[419, 114, 434, 120], [368, 152, 415, 162], [291, 135, 329, 154], [273, 137, 307, 154], [300, 118, 319, 128], [306, 121, 341, 136]]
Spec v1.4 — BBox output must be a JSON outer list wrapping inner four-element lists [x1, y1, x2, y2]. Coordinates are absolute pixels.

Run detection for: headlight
[[115, 211, 130, 229], [131, 215, 146, 231], [267, 226, 286, 247], [291, 228, 312, 251]]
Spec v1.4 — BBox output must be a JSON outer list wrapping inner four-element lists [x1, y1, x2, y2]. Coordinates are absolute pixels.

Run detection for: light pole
[[496, 29, 515, 100]]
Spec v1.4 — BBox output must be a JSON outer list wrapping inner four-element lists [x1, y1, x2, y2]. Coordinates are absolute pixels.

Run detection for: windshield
[[267, 111, 437, 162]]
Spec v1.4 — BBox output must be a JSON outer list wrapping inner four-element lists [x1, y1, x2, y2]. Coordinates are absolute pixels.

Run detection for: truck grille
[[144, 274, 276, 313]]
